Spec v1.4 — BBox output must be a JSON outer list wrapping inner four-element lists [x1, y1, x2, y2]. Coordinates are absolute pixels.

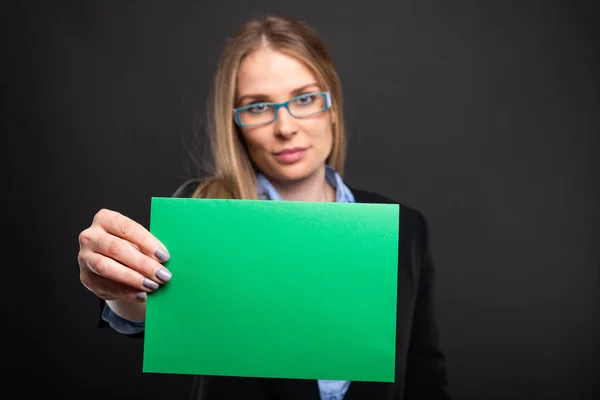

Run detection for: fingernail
[[156, 268, 172, 282], [143, 278, 159, 290], [155, 247, 170, 263], [136, 292, 147, 302]]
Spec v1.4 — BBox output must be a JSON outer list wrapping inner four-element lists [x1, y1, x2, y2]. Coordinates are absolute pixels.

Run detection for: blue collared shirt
[[102, 165, 355, 400]]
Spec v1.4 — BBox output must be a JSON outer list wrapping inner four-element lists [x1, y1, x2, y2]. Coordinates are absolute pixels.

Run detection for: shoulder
[[171, 179, 203, 198], [350, 187, 429, 242], [170, 177, 237, 199]]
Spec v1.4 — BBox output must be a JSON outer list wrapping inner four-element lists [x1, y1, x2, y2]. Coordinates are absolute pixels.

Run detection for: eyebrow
[[236, 83, 321, 105]]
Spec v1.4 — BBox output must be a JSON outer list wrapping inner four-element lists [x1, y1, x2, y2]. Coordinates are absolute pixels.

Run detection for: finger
[[92, 209, 170, 263], [81, 269, 149, 303], [81, 250, 162, 293], [86, 230, 172, 284]]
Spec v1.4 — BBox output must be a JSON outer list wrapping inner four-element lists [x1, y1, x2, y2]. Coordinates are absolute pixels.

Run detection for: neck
[[268, 166, 335, 202]]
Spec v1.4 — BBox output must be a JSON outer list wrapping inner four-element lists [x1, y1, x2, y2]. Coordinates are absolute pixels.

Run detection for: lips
[[273, 147, 308, 164], [274, 147, 307, 156]]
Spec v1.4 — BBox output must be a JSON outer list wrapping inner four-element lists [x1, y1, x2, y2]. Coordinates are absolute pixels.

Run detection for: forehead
[[236, 48, 319, 96]]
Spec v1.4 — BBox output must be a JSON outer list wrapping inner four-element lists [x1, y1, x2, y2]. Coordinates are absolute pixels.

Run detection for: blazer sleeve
[[404, 211, 452, 399]]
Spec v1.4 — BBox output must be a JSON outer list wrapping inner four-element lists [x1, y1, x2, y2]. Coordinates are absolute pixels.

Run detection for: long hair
[[193, 15, 346, 199]]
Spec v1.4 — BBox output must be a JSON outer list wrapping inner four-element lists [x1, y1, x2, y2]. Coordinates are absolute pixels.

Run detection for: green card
[[143, 198, 399, 382]]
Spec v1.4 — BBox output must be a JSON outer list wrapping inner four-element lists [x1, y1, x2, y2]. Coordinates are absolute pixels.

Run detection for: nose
[[274, 105, 297, 138]]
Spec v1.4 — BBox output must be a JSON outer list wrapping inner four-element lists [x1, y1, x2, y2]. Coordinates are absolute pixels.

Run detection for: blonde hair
[[193, 15, 346, 199]]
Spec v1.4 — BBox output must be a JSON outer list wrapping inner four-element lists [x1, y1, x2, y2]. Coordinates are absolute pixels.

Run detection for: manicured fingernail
[[136, 292, 147, 302], [155, 248, 170, 263], [156, 268, 172, 282], [143, 278, 159, 290]]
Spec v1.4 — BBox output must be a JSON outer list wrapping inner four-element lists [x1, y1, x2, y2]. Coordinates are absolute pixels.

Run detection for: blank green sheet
[[143, 198, 399, 382]]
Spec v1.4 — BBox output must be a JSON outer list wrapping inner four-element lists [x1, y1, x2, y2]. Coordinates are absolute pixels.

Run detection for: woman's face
[[235, 47, 334, 185]]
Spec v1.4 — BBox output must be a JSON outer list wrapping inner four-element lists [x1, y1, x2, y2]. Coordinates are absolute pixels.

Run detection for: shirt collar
[[257, 165, 355, 203]]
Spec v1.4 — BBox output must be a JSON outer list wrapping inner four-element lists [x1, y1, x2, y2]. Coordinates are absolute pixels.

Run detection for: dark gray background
[[3, 1, 599, 399]]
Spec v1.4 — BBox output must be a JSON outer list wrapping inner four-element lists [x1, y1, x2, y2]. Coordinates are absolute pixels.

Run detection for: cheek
[[305, 119, 333, 151], [239, 127, 272, 160]]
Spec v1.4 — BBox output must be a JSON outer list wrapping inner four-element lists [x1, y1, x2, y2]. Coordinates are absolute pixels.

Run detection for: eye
[[246, 103, 272, 114], [294, 94, 317, 106]]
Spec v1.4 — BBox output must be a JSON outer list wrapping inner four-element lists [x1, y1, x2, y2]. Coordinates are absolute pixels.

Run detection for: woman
[[78, 15, 451, 400]]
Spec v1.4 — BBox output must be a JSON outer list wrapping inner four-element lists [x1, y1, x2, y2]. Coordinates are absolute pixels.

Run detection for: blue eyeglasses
[[233, 91, 332, 127]]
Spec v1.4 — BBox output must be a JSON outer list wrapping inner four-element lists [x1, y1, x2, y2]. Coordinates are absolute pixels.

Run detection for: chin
[[268, 161, 323, 183]]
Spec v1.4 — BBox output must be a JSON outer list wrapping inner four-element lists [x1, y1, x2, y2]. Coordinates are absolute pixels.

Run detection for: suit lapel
[[267, 379, 393, 400], [344, 381, 393, 400], [267, 378, 321, 400], [267, 190, 415, 400], [345, 190, 419, 400]]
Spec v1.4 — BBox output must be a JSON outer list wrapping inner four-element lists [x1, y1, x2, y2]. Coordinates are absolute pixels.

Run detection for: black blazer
[[97, 180, 451, 400]]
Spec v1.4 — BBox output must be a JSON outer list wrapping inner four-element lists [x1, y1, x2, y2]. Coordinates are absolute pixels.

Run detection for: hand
[[78, 209, 172, 302]]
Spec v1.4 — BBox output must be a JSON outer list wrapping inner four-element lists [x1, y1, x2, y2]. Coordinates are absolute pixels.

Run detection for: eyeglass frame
[[232, 91, 332, 127]]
